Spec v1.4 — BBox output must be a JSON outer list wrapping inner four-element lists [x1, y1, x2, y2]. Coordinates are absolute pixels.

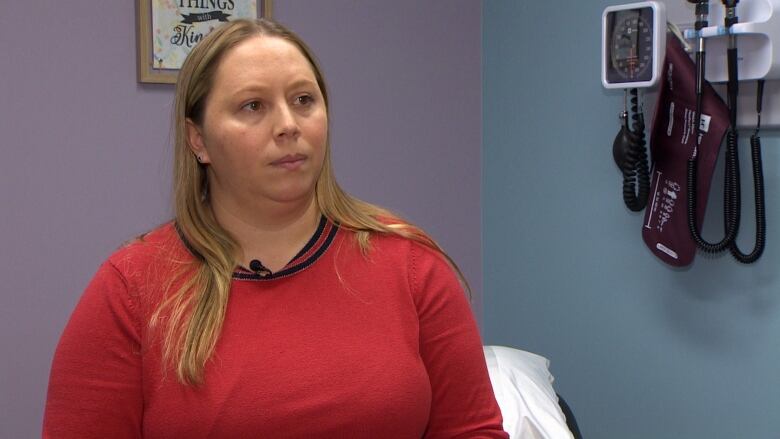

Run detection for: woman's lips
[[271, 154, 306, 170]]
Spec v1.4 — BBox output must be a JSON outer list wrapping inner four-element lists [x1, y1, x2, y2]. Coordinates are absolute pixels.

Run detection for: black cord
[[620, 88, 650, 212], [728, 80, 766, 263], [687, 49, 739, 253], [687, 1, 765, 263], [719, 1, 765, 264], [686, 0, 738, 252]]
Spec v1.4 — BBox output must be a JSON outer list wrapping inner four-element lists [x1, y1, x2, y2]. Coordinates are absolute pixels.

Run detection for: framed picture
[[136, 0, 273, 84]]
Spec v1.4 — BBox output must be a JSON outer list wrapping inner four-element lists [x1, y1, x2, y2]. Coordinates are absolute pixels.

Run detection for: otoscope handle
[[756, 80, 765, 113], [723, 0, 739, 27], [695, 51, 705, 96], [727, 47, 739, 126], [694, 1, 709, 30]]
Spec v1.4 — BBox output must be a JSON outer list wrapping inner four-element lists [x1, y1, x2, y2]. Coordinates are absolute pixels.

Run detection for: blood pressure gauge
[[602, 1, 666, 89]]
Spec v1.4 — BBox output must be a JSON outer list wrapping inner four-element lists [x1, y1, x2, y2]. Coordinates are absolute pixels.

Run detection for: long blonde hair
[[153, 18, 468, 386]]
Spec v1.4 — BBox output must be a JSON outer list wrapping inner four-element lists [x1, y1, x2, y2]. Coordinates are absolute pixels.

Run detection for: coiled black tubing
[[622, 88, 650, 212], [687, 54, 766, 262], [686, 129, 739, 254], [728, 130, 766, 263]]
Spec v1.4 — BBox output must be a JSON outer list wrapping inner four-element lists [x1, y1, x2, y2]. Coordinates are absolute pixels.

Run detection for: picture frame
[[136, 0, 273, 84]]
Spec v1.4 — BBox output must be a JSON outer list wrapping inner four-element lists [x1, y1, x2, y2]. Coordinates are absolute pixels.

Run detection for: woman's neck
[[210, 194, 321, 273]]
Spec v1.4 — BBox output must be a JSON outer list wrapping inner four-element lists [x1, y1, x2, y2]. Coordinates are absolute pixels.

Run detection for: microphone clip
[[249, 259, 273, 277]]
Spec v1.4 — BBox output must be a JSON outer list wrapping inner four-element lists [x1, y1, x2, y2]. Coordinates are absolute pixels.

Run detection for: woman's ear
[[185, 118, 211, 164]]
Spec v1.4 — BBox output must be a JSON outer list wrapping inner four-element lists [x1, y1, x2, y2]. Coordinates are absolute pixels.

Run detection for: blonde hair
[[153, 18, 468, 386]]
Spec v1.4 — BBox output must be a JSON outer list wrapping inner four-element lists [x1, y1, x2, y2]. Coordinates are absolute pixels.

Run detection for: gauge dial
[[604, 6, 655, 85]]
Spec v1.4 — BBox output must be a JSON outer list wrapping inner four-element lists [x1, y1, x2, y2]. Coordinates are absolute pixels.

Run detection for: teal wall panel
[[483, 1, 780, 437]]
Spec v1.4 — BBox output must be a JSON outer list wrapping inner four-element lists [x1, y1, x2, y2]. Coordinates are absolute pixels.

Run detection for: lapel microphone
[[249, 259, 273, 277]]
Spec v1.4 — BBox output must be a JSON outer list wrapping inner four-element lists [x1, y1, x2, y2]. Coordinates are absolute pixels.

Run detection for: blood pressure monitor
[[602, 1, 666, 89]]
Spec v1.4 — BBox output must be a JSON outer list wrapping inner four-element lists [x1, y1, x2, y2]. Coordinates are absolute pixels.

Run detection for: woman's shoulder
[[76, 222, 191, 320], [361, 228, 468, 310], [360, 226, 451, 276], [367, 219, 444, 257], [106, 221, 191, 276]]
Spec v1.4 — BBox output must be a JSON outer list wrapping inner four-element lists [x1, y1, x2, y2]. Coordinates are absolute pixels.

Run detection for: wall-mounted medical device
[[602, 0, 772, 265], [602, 2, 667, 212], [602, 1, 667, 89]]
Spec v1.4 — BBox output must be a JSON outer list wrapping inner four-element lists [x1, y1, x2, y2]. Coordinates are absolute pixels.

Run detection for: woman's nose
[[273, 104, 300, 140]]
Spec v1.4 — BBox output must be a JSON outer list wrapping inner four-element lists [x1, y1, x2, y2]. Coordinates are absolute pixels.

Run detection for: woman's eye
[[242, 101, 262, 112], [295, 95, 314, 106]]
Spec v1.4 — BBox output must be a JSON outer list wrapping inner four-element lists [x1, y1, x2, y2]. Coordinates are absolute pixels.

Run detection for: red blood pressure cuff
[[641, 35, 730, 267]]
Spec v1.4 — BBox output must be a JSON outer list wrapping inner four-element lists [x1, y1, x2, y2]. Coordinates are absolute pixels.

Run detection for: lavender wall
[[0, 1, 481, 436]]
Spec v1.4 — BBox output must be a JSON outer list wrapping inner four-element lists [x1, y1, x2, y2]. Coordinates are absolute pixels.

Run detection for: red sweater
[[43, 219, 507, 438]]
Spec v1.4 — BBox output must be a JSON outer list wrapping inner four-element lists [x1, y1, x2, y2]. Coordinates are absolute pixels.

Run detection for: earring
[[196, 155, 203, 163]]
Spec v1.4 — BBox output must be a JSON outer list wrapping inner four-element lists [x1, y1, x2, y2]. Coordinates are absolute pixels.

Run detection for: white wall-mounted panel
[[657, 0, 780, 129]]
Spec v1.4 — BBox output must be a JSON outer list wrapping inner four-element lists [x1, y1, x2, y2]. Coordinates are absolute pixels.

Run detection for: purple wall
[[0, 1, 481, 436]]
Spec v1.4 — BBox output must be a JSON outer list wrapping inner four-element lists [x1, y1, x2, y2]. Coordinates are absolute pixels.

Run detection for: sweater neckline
[[174, 215, 339, 282], [232, 215, 338, 281]]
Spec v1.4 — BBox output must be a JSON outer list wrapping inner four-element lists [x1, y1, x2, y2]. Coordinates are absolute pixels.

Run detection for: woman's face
[[187, 36, 328, 208]]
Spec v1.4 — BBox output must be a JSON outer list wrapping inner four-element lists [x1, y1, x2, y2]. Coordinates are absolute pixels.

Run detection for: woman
[[43, 18, 507, 438]]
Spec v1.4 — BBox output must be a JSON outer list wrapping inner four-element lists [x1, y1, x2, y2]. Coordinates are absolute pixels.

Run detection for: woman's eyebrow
[[230, 83, 271, 97], [287, 78, 317, 89], [229, 78, 316, 98]]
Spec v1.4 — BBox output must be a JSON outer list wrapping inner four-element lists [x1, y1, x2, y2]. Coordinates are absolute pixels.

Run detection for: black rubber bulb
[[613, 113, 637, 172]]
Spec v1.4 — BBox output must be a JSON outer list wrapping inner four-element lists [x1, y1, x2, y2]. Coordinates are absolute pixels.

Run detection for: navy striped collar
[[174, 216, 339, 281], [232, 215, 338, 281]]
